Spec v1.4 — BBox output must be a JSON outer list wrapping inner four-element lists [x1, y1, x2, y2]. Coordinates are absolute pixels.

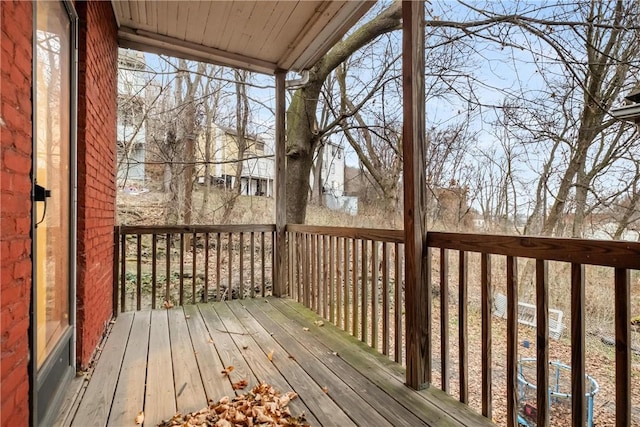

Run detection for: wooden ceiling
[[112, 1, 375, 75]]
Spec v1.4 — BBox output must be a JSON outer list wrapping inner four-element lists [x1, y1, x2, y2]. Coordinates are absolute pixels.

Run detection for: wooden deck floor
[[59, 298, 494, 427]]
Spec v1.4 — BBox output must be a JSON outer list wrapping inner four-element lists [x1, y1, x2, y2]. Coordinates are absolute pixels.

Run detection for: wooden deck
[[59, 298, 494, 427]]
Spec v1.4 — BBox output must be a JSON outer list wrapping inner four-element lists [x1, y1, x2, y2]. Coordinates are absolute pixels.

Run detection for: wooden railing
[[113, 223, 638, 426], [426, 232, 639, 427], [286, 225, 639, 427], [113, 225, 275, 312], [286, 224, 406, 363]]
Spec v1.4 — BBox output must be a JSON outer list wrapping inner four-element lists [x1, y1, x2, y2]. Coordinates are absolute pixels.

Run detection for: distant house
[[116, 48, 147, 185], [196, 124, 274, 197], [311, 141, 357, 215]]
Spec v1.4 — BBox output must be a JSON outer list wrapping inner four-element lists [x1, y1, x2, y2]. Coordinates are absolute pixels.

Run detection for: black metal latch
[[34, 184, 51, 201]]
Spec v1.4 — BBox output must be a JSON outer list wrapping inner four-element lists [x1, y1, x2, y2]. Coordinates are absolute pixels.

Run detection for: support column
[[274, 71, 287, 297], [402, 0, 430, 390]]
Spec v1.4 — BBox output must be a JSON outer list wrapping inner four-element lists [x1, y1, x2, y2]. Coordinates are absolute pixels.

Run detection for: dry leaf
[[158, 383, 309, 427], [242, 345, 248, 350], [267, 350, 274, 362], [321, 386, 329, 393], [232, 379, 249, 390], [134, 410, 144, 424], [185, 314, 191, 319], [208, 338, 214, 344], [302, 327, 310, 332], [313, 320, 324, 327], [163, 300, 174, 309], [221, 366, 234, 376]]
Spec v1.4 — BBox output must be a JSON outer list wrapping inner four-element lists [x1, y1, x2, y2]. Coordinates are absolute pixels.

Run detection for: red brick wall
[[76, 1, 118, 368], [0, 1, 33, 425]]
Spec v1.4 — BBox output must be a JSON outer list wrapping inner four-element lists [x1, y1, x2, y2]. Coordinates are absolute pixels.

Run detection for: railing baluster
[[317, 234, 322, 314], [458, 250, 468, 403], [216, 233, 221, 301], [352, 238, 358, 338], [382, 242, 390, 356], [287, 232, 292, 298], [136, 234, 142, 311], [536, 259, 549, 427], [344, 237, 350, 333], [179, 233, 184, 306], [481, 252, 492, 419], [614, 267, 631, 427], [394, 243, 402, 364], [571, 263, 585, 427], [165, 233, 170, 306], [329, 235, 335, 324], [440, 248, 449, 393], [296, 233, 302, 302], [305, 234, 311, 308], [192, 232, 197, 304], [261, 232, 266, 297], [239, 232, 244, 299], [250, 232, 255, 298], [227, 232, 232, 300], [311, 234, 316, 311], [120, 231, 126, 313], [372, 240, 379, 351], [361, 239, 368, 344], [506, 255, 518, 427], [204, 233, 209, 303], [113, 227, 120, 315], [336, 237, 342, 328], [151, 234, 157, 309], [323, 235, 329, 319]]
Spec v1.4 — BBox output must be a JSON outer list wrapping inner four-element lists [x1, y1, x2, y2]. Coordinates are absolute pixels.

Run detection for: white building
[[311, 141, 357, 215], [116, 48, 147, 185]]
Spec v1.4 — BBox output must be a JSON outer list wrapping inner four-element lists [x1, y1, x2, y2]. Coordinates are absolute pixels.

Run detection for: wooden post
[[274, 70, 287, 297], [402, 0, 430, 390]]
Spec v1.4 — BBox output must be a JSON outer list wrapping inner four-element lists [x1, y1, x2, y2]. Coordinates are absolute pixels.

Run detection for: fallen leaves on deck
[[158, 383, 309, 427], [232, 379, 249, 390], [163, 300, 174, 309], [313, 320, 324, 327], [267, 350, 274, 361], [221, 366, 234, 376], [134, 410, 144, 424]]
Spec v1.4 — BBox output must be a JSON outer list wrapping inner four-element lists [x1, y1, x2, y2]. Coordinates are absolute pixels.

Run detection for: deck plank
[[213, 302, 320, 425], [272, 298, 495, 427], [109, 311, 151, 426], [144, 310, 176, 427], [66, 299, 496, 427], [244, 298, 403, 427], [218, 302, 327, 425], [72, 312, 134, 427], [182, 304, 235, 401], [168, 308, 208, 414], [198, 303, 259, 391], [245, 298, 427, 427]]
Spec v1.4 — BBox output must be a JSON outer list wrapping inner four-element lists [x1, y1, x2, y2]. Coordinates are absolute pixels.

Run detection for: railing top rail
[[286, 224, 404, 243], [118, 224, 277, 235], [428, 231, 640, 269]]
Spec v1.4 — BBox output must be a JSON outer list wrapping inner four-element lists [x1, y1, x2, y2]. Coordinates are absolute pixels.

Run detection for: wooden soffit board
[[112, 1, 375, 75]]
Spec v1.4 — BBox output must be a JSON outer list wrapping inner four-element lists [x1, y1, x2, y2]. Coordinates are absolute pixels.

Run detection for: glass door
[[33, 1, 76, 424]]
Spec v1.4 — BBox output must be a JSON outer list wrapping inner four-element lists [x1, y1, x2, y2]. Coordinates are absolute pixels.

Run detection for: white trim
[[611, 104, 640, 122]]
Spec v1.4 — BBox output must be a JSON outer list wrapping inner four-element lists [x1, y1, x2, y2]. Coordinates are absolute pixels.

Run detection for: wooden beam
[[614, 268, 631, 427], [402, 0, 430, 390], [274, 71, 287, 297]]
